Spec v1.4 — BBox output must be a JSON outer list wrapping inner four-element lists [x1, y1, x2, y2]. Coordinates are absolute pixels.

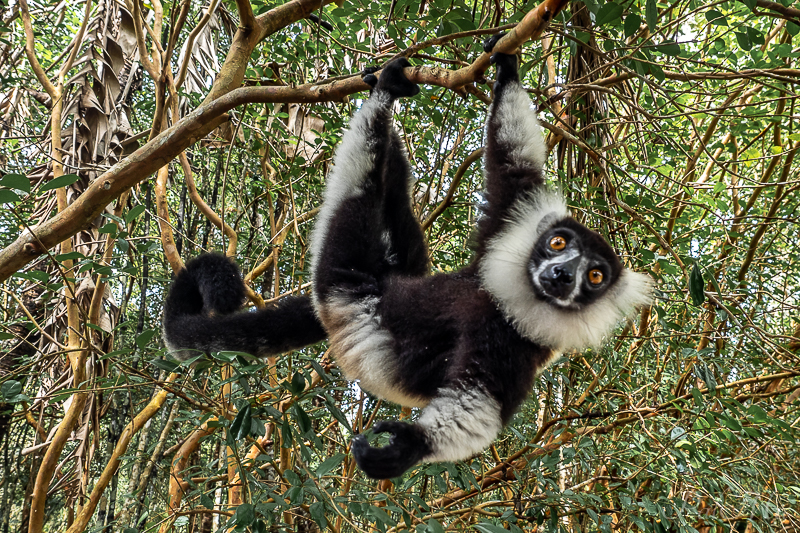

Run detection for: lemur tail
[[163, 253, 327, 360]]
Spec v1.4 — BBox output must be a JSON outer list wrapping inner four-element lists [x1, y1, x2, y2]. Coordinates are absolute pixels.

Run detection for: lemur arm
[[476, 37, 549, 251]]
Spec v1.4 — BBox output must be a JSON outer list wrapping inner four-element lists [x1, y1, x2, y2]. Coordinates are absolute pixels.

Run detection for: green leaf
[[232, 503, 255, 527], [325, 399, 352, 432], [0, 189, 21, 203], [786, 22, 799, 36], [150, 358, 179, 372], [316, 453, 345, 477], [645, 0, 658, 32], [691, 387, 703, 406], [289, 371, 306, 394], [656, 41, 680, 55], [426, 519, 446, 533], [292, 403, 312, 434], [309, 502, 327, 530], [695, 363, 717, 392], [0, 173, 30, 193], [40, 173, 79, 191], [689, 263, 705, 305], [231, 404, 253, 440], [125, 205, 146, 223], [200, 492, 214, 508], [649, 63, 665, 82], [624, 14, 641, 38], [55, 252, 85, 262], [595, 2, 623, 25], [13, 270, 49, 282], [367, 505, 397, 526], [747, 26, 763, 44], [98, 222, 118, 235], [135, 329, 156, 350], [735, 32, 752, 51], [705, 9, 728, 26], [747, 405, 768, 423], [2, 380, 22, 400]]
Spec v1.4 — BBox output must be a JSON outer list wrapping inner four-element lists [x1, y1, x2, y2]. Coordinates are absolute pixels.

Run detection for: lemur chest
[[317, 293, 430, 408]]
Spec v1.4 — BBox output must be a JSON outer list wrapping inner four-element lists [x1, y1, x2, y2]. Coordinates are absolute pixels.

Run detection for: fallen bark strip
[[0, 0, 569, 282]]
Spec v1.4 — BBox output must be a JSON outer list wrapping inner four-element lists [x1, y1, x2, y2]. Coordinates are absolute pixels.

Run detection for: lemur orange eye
[[549, 236, 567, 251], [588, 269, 604, 285]]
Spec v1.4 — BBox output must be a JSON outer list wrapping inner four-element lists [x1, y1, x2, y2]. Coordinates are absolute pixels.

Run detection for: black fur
[[352, 422, 432, 480], [163, 254, 326, 359], [163, 48, 649, 479]]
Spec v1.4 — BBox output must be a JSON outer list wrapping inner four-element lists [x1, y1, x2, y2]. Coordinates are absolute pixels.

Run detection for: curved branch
[[421, 148, 483, 231], [180, 150, 239, 258], [755, 0, 800, 20], [0, 0, 571, 282]]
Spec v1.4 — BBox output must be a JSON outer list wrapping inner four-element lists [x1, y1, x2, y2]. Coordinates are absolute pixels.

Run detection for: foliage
[[1, 0, 799, 531]]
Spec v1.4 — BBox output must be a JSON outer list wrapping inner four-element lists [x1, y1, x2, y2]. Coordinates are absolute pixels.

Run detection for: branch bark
[[0, 0, 573, 283]]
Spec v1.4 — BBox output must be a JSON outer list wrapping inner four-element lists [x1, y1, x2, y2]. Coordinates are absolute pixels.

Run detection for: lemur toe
[[483, 31, 507, 53], [374, 57, 419, 98], [362, 73, 378, 88]]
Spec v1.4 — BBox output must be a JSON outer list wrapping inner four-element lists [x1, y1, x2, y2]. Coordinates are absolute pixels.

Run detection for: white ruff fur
[[418, 386, 502, 462], [321, 292, 428, 408], [479, 192, 653, 351], [309, 91, 392, 301], [491, 81, 547, 170]]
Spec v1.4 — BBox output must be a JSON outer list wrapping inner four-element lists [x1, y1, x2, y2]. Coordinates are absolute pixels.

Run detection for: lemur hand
[[362, 57, 420, 99], [483, 32, 519, 89]]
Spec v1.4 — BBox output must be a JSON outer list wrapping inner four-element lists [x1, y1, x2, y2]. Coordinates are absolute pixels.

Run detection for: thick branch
[[0, 0, 572, 282], [755, 0, 800, 20]]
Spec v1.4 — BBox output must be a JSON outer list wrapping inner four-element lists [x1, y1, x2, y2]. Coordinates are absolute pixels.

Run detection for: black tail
[[163, 253, 327, 360]]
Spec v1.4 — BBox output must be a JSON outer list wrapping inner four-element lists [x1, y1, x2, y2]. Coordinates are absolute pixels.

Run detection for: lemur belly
[[319, 292, 429, 408]]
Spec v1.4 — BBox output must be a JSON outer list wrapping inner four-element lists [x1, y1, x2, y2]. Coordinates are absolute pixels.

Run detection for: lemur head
[[528, 218, 623, 310], [479, 190, 652, 351]]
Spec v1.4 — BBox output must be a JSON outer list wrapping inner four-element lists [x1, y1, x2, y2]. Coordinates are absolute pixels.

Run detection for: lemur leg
[[163, 254, 326, 359], [352, 384, 502, 479], [473, 34, 555, 256], [310, 58, 427, 300], [483, 35, 547, 179]]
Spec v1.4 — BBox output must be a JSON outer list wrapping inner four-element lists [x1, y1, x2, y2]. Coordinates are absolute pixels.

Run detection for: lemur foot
[[483, 32, 519, 89], [482, 31, 507, 53], [351, 421, 431, 479], [176, 253, 245, 315], [362, 58, 420, 99]]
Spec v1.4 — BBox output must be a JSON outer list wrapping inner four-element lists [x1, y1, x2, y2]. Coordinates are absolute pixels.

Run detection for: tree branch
[[0, 0, 572, 282]]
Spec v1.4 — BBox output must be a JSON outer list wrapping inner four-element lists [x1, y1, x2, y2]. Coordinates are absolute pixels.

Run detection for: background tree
[[1, 0, 799, 531]]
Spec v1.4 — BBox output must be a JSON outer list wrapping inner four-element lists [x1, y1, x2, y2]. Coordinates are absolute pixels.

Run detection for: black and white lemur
[[163, 38, 652, 479]]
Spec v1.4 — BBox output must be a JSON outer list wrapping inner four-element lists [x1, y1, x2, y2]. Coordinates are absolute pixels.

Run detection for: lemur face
[[528, 218, 623, 310]]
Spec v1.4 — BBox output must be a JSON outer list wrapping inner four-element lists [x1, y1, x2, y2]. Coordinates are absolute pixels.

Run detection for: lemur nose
[[552, 266, 573, 283]]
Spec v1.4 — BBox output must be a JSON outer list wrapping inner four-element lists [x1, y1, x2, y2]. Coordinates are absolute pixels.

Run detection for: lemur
[[163, 36, 652, 479]]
